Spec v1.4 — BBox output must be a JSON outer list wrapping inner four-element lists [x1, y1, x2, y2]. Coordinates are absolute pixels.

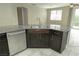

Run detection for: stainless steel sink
[[31, 25, 39, 29], [40, 25, 48, 28]]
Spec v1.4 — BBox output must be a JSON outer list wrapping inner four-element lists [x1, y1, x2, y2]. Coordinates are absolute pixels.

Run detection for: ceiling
[[31, 3, 70, 9]]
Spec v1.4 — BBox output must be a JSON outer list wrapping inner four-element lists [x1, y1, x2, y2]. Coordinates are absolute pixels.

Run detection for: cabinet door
[[0, 33, 9, 56], [26, 33, 31, 48], [27, 29, 50, 48], [50, 30, 63, 53], [40, 33, 49, 48], [29, 33, 49, 48], [27, 30, 50, 48], [30, 33, 40, 48], [50, 35, 62, 52]]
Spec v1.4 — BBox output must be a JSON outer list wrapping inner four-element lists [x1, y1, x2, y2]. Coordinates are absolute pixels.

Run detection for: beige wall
[[47, 6, 71, 27], [0, 3, 47, 27], [0, 3, 18, 27], [12, 3, 47, 25], [0, 3, 71, 27]]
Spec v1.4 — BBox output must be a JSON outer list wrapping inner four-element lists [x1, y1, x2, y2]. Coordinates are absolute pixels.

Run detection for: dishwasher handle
[[7, 30, 25, 36]]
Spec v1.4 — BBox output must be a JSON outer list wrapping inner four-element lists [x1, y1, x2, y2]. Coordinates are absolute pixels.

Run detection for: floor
[[15, 28, 79, 56], [69, 28, 79, 46], [15, 47, 79, 56]]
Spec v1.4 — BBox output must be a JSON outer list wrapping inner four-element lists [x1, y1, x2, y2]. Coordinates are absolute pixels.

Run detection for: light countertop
[[0, 25, 70, 33]]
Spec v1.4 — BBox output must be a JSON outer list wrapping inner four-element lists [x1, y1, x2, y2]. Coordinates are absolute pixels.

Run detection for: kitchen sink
[[31, 25, 39, 29]]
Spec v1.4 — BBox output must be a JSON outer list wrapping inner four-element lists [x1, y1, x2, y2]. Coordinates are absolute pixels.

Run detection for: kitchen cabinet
[[30, 33, 41, 48], [27, 29, 68, 53], [26, 29, 68, 53], [49, 30, 68, 53], [40, 33, 49, 48], [27, 29, 49, 48], [0, 25, 69, 55], [0, 33, 9, 56]]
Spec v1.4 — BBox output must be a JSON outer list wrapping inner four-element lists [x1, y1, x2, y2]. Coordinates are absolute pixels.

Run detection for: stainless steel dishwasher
[[7, 30, 26, 55]]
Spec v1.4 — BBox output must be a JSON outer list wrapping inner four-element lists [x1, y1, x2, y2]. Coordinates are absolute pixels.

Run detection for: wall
[[47, 6, 71, 27], [26, 4, 47, 25], [0, 3, 47, 27], [0, 3, 18, 27]]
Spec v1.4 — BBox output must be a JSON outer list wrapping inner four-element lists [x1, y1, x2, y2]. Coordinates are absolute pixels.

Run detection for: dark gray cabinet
[[0, 33, 9, 56], [30, 33, 41, 48], [49, 30, 68, 53], [39, 33, 49, 48], [50, 36, 62, 52], [26, 29, 68, 53], [27, 29, 49, 48]]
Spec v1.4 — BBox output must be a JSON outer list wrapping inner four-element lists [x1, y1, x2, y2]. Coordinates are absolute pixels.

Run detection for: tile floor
[[15, 46, 79, 56], [15, 48, 69, 56], [69, 29, 79, 46], [15, 29, 79, 56]]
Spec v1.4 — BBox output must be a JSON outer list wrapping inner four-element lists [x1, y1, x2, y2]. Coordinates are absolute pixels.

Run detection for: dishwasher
[[7, 30, 27, 55]]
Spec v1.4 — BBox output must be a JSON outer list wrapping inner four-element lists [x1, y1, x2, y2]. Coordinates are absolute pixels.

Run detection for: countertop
[[0, 25, 70, 33]]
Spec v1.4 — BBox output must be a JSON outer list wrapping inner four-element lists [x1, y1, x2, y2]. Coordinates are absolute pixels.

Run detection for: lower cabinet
[[50, 35, 62, 52], [27, 29, 49, 48], [40, 33, 49, 48], [0, 29, 68, 56], [29, 33, 41, 48], [27, 29, 68, 53], [0, 33, 9, 56], [49, 30, 68, 53]]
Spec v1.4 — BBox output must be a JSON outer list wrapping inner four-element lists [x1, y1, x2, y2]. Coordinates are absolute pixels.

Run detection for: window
[[71, 8, 79, 27], [50, 10, 62, 21]]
